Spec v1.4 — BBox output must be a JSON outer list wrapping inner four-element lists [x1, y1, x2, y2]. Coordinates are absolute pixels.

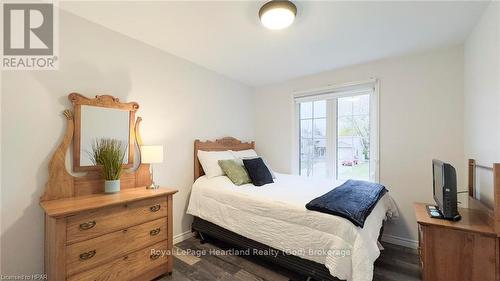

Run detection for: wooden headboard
[[468, 159, 500, 236], [194, 137, 255, 181]]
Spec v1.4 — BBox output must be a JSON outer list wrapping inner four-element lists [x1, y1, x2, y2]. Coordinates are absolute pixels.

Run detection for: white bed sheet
[[186, 173, 398, 281]]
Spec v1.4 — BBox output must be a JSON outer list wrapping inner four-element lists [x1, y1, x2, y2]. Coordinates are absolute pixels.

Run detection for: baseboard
[[381, 234, 418, 249], [173, 230, 195, 244]]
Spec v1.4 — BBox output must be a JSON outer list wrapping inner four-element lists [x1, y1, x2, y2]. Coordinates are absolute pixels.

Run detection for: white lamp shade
[[141, 145, 164, 164]]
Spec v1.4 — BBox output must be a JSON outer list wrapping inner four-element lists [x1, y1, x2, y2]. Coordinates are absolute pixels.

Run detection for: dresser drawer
[[67, 240, 169, 281], [67, 196, 167, 244], [67, 218, 168, 276]]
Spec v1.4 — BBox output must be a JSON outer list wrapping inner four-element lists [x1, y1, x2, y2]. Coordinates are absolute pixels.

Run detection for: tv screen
[[432, 159, 459, 220], [433, 161, 444, 208]]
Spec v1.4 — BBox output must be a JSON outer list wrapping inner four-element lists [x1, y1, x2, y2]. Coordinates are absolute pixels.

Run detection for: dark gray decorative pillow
[[241, 156, 276, 179], [243, 157, 274, 186]]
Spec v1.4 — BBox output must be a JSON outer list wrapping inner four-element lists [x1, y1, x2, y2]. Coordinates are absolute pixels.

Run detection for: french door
[[295, 81, 378, 182]]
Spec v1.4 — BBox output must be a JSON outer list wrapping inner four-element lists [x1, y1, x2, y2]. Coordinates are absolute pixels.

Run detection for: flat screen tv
[[432, 159, 460, 220]]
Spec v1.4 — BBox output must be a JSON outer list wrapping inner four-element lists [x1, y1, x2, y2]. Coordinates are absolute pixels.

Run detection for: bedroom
[[1, 1, 499, 281]]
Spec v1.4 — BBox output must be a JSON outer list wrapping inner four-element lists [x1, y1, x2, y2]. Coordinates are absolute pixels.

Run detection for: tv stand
[[415, 202, 496, 281]]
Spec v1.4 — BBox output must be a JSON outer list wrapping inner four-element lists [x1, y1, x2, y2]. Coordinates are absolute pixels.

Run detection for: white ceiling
[[61, 1, 488, 87]]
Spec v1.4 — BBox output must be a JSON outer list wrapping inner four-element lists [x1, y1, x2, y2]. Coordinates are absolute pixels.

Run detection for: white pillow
[[230, 149, 276, 179], [230, 149, 258, 165], [197, 150, 235, 178]]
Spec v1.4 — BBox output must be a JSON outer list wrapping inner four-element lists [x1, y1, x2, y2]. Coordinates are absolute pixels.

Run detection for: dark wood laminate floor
[[157, 237, 421, 281]]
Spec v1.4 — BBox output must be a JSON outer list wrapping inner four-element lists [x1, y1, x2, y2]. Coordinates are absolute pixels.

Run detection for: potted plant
[[89, 138, 126, 193]]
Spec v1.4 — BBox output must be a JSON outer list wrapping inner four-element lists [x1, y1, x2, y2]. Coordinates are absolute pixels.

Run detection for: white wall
[[464, 1, 500, 206], [255, 46, 465, 244], [0, 11, 254, 275]]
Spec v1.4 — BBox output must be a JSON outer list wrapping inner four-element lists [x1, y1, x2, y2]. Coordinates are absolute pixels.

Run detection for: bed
[[187, 137, 398, 281]]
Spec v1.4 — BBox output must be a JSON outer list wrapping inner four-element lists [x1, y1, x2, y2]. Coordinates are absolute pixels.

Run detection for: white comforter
[[186, 173, 398, 281]]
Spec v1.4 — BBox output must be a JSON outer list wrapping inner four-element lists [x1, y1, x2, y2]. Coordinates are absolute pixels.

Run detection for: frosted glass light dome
[[259, 1, 297, 30]]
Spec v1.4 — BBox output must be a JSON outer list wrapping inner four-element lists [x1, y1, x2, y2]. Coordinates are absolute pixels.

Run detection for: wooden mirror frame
[[69, 93, 139, 172], [41, 106, 152, 201]]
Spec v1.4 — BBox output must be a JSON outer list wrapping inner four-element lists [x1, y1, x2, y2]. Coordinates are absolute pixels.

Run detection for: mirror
[[70, 93, 138, 172], [80, 106, 130, 166]]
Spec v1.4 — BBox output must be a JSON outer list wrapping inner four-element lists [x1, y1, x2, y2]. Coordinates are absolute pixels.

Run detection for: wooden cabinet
[[41, 188, 177, 281], [415, 203, 498, 281], [39, 93, 179, 280]]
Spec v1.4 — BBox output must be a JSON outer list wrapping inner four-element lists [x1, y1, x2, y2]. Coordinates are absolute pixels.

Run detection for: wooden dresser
[[40, 93, 178, 280], [41, 188, 177, 281], [415, 202, 497, 281]]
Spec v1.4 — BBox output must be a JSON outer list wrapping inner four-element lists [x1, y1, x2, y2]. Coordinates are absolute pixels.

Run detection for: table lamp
[[141, 145, 164, 189]]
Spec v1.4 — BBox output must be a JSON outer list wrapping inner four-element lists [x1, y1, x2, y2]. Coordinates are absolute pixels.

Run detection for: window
[[299, 100, 327, 177], [337, 94, 371, 181], [295, 80, 379, 182]]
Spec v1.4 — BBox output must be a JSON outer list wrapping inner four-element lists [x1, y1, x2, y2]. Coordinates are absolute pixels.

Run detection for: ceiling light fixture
[[259, 1, 297, 30]]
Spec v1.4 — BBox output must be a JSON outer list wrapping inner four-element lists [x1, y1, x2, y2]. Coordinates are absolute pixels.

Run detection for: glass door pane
[[337, 94, 370, 181], [299, 100, 328, 178]]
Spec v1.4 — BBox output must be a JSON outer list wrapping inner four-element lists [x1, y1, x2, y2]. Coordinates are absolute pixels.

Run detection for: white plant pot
[[104, 180, 120, 194]]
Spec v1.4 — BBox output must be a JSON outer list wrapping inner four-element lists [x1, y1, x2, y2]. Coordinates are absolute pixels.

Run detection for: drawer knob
[[150, 253, 161, 260], [150, 228, 161, 236], [79, 221, 96, 230], [150, 204, 161, 212], [79, 250, 96, 261]]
